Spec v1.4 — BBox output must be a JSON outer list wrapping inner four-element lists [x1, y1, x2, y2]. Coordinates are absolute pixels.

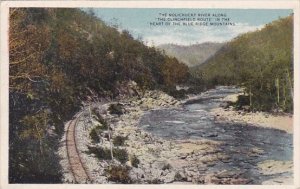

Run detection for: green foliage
[[162, 163, 172, 170], [88, 146, 112, 160], [113, 148, 129, 164], [9, 7, 189, 183], [113, 135, 127, 146], [89, 127, 100, 143], [105, 165, 132, 184], [193, 15, 294, 112], [162, 87, 186, 99], [234, 95, 250, 110], [130, 155, 140, 168], [108, 103, 124, 115], [147, 178, 162, 184], [174, 171, 187, 182], [88, 146, 128, 164]]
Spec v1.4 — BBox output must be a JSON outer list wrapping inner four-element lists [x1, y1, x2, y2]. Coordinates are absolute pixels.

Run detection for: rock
[[230, 178, 251, 184], [174, 171, 187, 181], [129, 168, 145, 180], [204, 174, 222, 184], [152, 161, 167, 170], [216, 170, 238, 178], [163, 171, 176, 183], [179, 153, 188, 159], [206, 133, 218, 137], [257, 160, 293, 175], [197, 166, 208, 172]]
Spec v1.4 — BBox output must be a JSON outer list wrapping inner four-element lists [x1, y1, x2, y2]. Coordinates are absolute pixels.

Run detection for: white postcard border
[[1, 1, 299, 189]]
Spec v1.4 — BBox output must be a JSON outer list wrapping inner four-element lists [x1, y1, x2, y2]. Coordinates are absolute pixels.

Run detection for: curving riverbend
[[139, 86, 293, 184]]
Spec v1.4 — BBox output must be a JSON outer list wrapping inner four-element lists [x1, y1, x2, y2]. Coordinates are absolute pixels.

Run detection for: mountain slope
[[158, 42, 224, 67], [9, 8, 189, 183], [192, 15, 293, 112]]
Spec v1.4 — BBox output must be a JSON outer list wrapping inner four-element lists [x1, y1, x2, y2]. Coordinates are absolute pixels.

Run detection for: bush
[[161, 86, 186, 99], [89, 123, 109, 143], [89, 128, 100, 143], [88, 146, 129, 164], [147, 178, 162, 184], [113, 148, 128, 164], [174, 171, 187, 181], [105, 165, 131, 184], [87, 146, 112, 160], [130, 155, 140, 168], [162, 163, 172, 170], [234, 95, 250, 110], [113, 135, 127, 146], [186, 86, 205, 94], [108, 103, 124, 115], [91, 108, 101, 119]]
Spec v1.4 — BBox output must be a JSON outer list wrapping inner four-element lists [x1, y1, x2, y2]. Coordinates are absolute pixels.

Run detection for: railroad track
[[66, 112, 92, 183]]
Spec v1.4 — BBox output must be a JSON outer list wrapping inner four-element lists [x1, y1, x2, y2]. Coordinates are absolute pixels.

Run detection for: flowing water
[[139, 86, 293, 184]]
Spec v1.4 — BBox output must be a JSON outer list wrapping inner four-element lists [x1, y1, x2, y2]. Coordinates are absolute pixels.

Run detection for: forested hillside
[[9, 8, 189, 183], [158, 42, 224, 67], [192, 15, 293, 112]]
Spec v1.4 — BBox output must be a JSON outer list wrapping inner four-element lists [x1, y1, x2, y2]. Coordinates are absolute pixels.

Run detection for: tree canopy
[[192, 15, 293, 112]]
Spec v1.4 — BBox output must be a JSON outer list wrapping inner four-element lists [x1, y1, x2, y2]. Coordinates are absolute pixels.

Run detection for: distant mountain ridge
[[157, 42, 224, 67]]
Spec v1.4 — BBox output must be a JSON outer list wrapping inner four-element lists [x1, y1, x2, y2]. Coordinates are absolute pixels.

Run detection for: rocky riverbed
[[58, 86, 293, 184]]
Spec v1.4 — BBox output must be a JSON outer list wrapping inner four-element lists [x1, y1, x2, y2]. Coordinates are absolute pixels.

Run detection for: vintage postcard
[[0, 1, 299, 188]]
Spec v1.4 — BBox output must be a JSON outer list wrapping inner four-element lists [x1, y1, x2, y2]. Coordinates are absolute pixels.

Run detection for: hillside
[[192, 15, 293, 112], [9, 8, 189, 183], [158, 42, 224, 67]]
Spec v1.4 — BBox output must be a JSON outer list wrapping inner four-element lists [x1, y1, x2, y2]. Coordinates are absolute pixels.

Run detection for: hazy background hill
[[158, 42, 224, 67]]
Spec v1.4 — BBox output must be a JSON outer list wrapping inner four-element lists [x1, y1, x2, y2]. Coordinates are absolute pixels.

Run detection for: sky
[[89, 8, 293, 46]]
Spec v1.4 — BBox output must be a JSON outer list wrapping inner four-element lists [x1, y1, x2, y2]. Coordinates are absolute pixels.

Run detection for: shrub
[[113, 148, 129, 164], [89, 128, 100, 143], [130, 155, 140, 168], [148, 178, 162, 184], [91, 108, 101, 119], [161, 86, 186, 99], [105, 165, 131, 184], [113, 135, 127, 146], [234, 95, 250, 110], [90, 108, 108, 127], [174, 171, 187, 181], [96, 120, 108, 130], [87, 146, 128, 164], [87, 146, 112, 160], [89, 123, 109, 143], [162, 163, 172, 170], [108, 103, 124, 115]]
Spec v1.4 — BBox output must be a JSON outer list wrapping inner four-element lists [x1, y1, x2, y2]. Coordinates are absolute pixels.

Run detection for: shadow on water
[[139, 86, 293, 184]]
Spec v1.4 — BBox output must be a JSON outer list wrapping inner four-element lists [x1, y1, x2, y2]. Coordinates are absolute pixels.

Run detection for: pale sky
[[88, 8, 293, 46]]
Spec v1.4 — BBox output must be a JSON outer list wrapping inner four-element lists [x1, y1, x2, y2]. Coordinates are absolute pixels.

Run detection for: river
[[139, 86, 293, 184]]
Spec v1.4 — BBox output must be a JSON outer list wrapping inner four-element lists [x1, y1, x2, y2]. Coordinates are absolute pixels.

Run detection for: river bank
[[211, 93, 293, 134], [58, 85, 293, 184]]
